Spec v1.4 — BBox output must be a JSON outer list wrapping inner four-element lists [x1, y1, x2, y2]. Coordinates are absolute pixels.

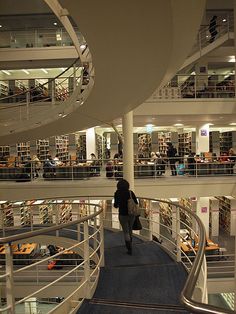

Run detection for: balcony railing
[[0, 196, 234, 313], [0, 155, 235, 181], [0, 27, 84, 49]]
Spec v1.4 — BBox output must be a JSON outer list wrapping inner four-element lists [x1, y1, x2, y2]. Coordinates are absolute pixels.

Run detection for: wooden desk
[[181, 238, 219, 259], [0, 243, 37, 265]]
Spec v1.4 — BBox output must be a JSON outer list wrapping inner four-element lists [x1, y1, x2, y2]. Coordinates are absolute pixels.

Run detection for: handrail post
[[176, 207, 181, 262], [73, 63, 77, 90], [5, 243, 15, 313], [26, 91, 30, 120], [77, 205, 81, 242], [194, 75, 197, 98], [55, 202, 59, 237], [51, 81, 55, 105], [83, 221, 91, 299], [99, 212, 105, 267]]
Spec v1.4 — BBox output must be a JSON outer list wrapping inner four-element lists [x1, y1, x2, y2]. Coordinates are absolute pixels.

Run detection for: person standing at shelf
[[32, 155, 41, 178], [209, 15, 218, 43], [114, 179, 138, 255], [167, 142, 177, 176]]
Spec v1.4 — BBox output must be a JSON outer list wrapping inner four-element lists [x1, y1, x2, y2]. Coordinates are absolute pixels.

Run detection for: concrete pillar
[[196, 197, 209, 238], [196, 124, 210, 154], [122, 111, 134, 190], [86, 128, 96, 160]]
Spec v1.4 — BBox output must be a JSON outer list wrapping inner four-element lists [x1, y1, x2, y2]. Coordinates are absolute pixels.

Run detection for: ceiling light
[[61, 68, 66, 71], [0, 25, 2, 28], [41, 68, 48, 74], [22, 69, 30, 75], [229, 123, 236, 126], [56, 34, 62, 41], [62, 114, 67, 118], [208, 123, 214, 126], [222, 18, 227, 22], [228, 56, 235, 63], [80, 44, 86, 50], [174, 123, 183, 127], [2, 70, 11, 75], [53, 22, 57, 26]]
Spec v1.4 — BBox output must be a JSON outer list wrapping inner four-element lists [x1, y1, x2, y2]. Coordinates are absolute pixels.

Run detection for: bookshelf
[[76, 134, 86, 161], [17, 142, 30, 162], [36, 139, 50, 161], [138, 133, 152, 158], [156, 132, 178, 155], [209, 197, 219, 237], [1, 202, 14, 227], [0, 81, 9, 96], [0, 146, 10, 159], [96, 134, 103, 160], [55, 135, 69, 162], [178, 132, 196, 156], [59, 201, 72, 223], [39, 202, 53, 224], [216, 196, 236, 235], [209, 131, 220, 155], [220, 131, 236, 154]]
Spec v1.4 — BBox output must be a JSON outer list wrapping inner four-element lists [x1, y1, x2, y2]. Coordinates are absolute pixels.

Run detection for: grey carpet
[[77, 229, 189, 313]]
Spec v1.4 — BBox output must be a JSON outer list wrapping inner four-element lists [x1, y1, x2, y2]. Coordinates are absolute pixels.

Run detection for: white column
[[122, 111, 134, 189], [196, 197, 210, 238], [209, 197, 219, 237], [86, 127, 96, 160], [195, 124, 210, 154]]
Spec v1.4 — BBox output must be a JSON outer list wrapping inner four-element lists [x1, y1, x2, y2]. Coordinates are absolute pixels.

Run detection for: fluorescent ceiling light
[[228, 56, 235, 63], [41, 68, 48, 74], [56, 34, 62, 41], [61, 68, 66, 71], [2, 70, 11, 75], [208, 123, 214, 126], [0, 201, 7, 204], [229, 123, 236, 126], [22, 69, 30, 75], [174, 123, 183, 127]]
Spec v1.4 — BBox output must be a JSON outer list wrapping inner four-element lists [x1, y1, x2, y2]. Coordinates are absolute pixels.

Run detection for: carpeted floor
[[77, 229, 189, 313]]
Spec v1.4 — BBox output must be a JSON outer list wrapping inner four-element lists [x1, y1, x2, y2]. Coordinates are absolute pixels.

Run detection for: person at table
[[155, 152, 166, 176], [150, 152, 157, 162], [167, 142, 177, 176], [187, 152, 196, 175], [228, 148, 236, 174], [89, 153, 100, 176], [219, 153, 229, 162], [43, 155, 56, 177], [53, 154, 63, 166]]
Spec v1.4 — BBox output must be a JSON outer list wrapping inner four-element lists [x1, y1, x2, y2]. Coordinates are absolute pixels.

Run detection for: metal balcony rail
[[151, 74, 235, 100], [191, 13, 234, 57], [0, 199, 104, 313], [0, 27, 82, 49], [0, 155, 235, 181], [0, 196, 234, 313]]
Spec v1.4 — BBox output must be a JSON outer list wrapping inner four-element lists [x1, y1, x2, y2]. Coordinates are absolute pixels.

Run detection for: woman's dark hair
[[117, 179, 129, 190]]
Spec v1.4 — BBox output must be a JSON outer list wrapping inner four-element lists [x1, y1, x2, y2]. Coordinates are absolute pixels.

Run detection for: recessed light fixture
[[222, 18, 227, 22], [228, 56, 235, 63], [22, 69, 30, 75], [41, 68, 48, 74], [174, 123, 183, 127], [229, 123, 236, 126], [53, 22, 57, 26], [0, 25, 2, 28], [2, 70, 11, 75], [80, 44, 86, 50]]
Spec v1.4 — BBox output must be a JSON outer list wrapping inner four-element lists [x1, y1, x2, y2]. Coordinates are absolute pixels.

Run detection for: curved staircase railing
[[0, 196, 234, 313]]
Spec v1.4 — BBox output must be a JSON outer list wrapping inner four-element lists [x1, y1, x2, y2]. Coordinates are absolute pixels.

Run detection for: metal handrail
[[0, 57, 80, 103], [0, 195, 234, 313], [0, 202, 102, 244]]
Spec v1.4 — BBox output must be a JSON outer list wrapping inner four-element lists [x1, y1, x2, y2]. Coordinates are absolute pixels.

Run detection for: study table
[[0, 243, 38, 264], [181, 238, 220, 260]]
